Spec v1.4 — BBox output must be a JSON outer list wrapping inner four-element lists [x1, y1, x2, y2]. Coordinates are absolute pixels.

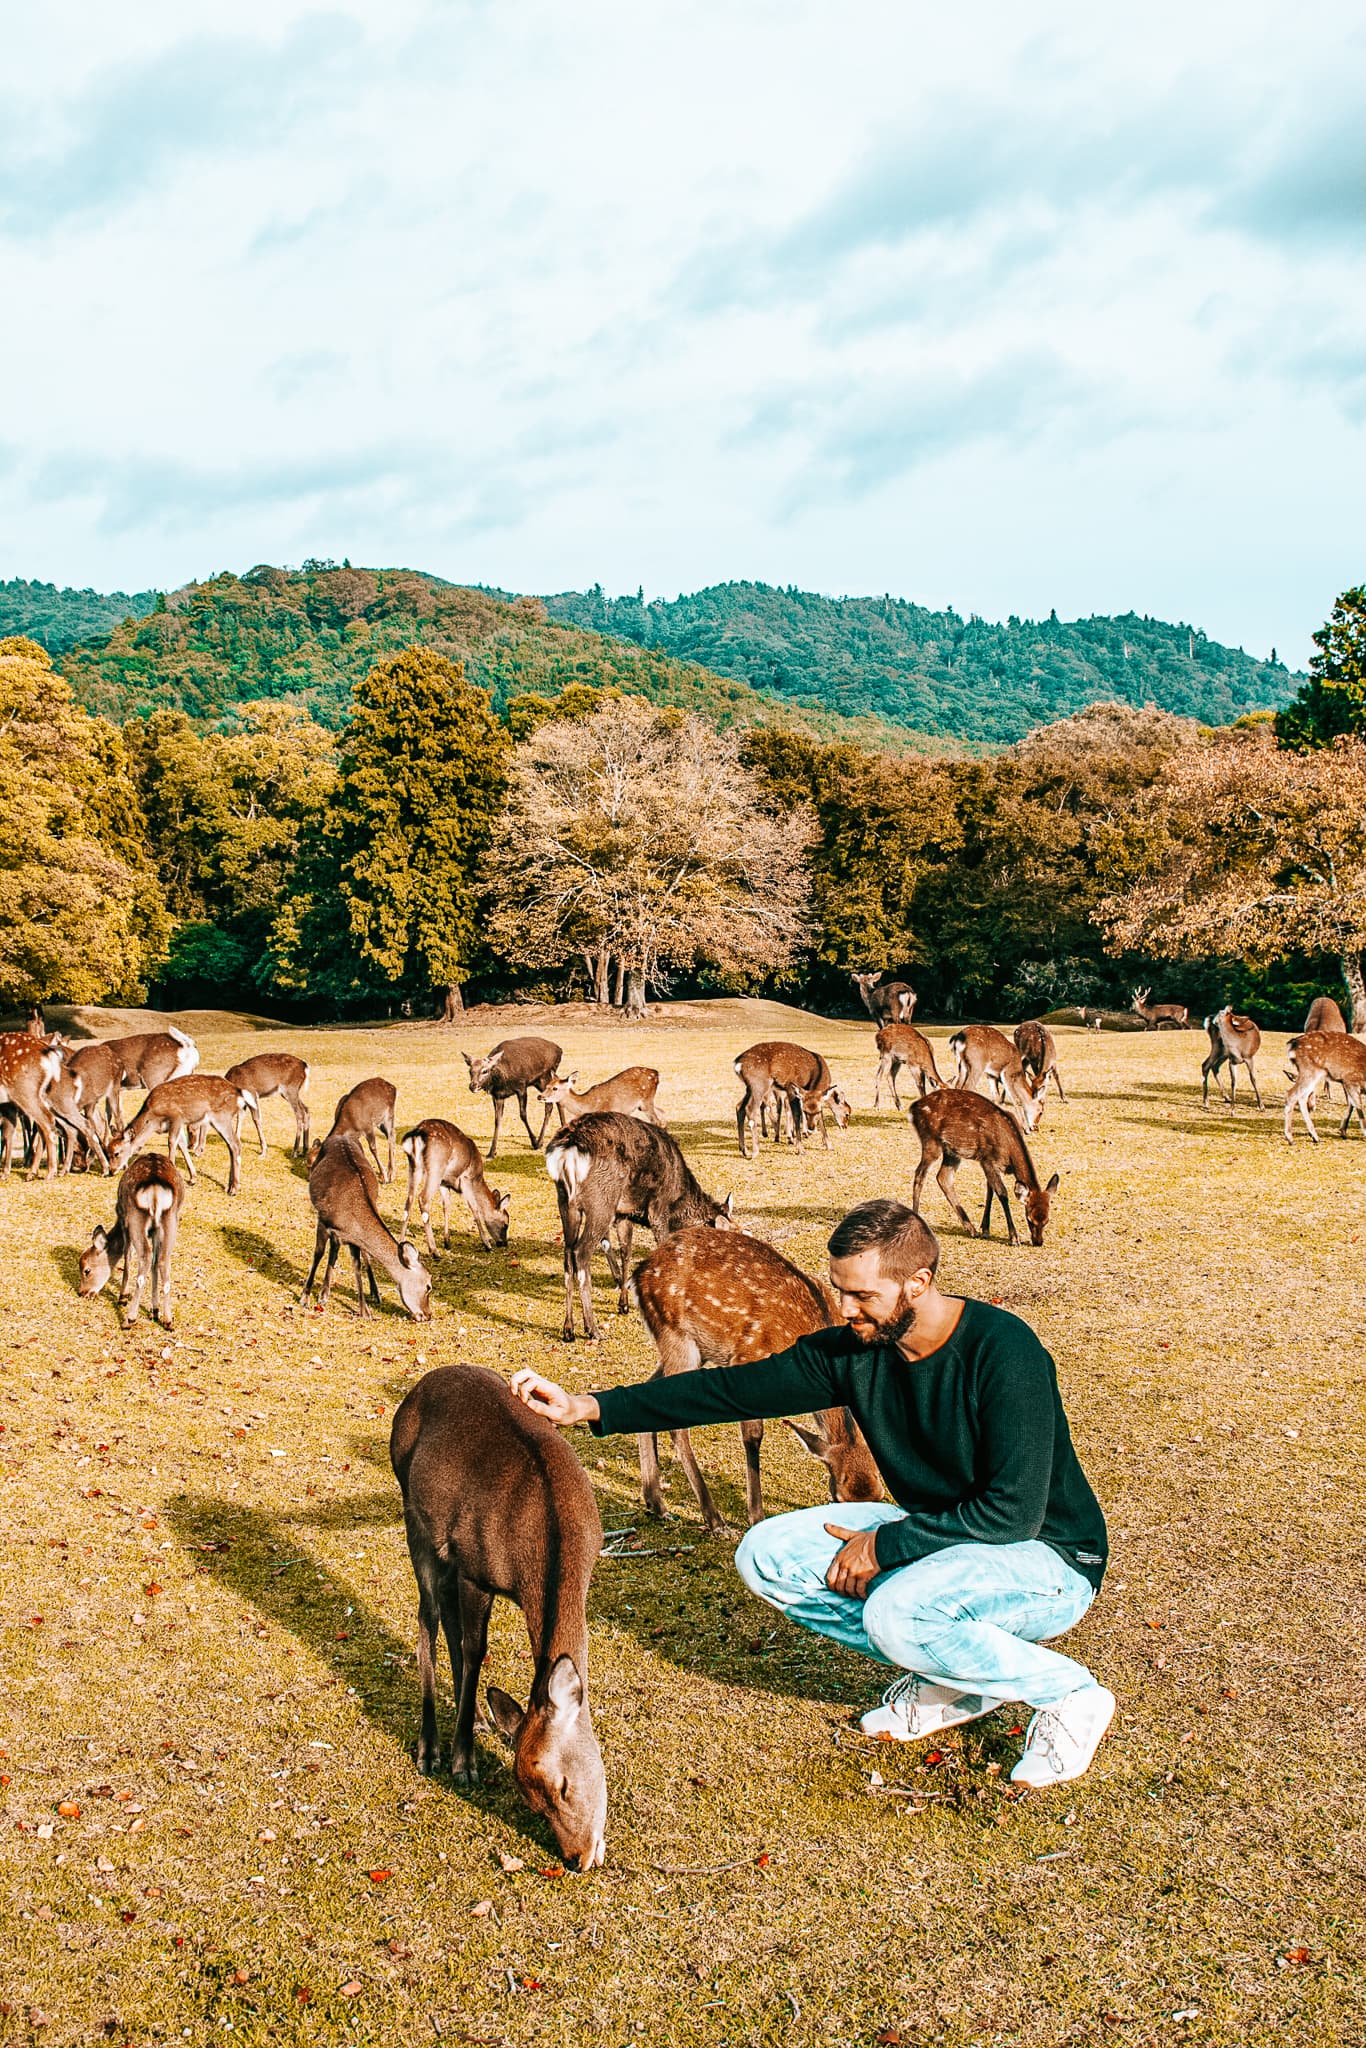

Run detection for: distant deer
[[1131, 988, 1189, 1030], [734, 1042, 850, 1157], [947, 1025, 1045, 1133], [107, 1027, 200, 1094], [110, 1075, 254, 1196], [390, 1364, 606, 1867], [1302, 996, 1350, 1104], [25, 1006, 46, 1038], [309, 1077, 396, 1184], [463, 1037, 563, 1158], [1201, 1006, 1263, 1110], [303, 1133, 432, 1318], [545, 1111, 732, 1342], [1283, 1031, 1366, 1143], [401, 1119, 511, 1253], [852, 972, 917, 1025], [910, 1089, 1060, 1247], [631, 1227, 883, 1532], [78, 1155, 186, 1328], [872, 1023, 943, 1109], [1013, 1021, 1066, 1103], [0, 1033, 67, 1182], [224, 1053, 311, 1156], [540, 1066, 665, 1126]]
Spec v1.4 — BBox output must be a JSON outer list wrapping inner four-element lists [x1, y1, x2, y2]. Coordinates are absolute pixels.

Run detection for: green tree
[[1275, 585, 1366, 748]]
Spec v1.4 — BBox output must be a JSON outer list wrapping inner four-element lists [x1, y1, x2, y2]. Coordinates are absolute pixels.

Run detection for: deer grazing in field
[[390, 1364, 606, 1867], [0, 1033, 68, 1181], [1131, 987, 1189, 1030], [224, 1053, 310, 1156], [309, 1077, 397, 1184], [110, 1075, 254, 1196], [734, 1041, 851, 1157], [1201, 1006, 1263, 1110], [1283, 1030, 1366, 1143], [546, 1111, 732, 1342], [910, 1089, 1060, 1247], [631, 1227, 883, 1532], [852, 971, 917, 1025], [947, 1025, 1045, 1132], [872, 1023, 943, 1109], [42, 1058, 112, 1174], [78, 1155, 186, 1327], [1013, 1020, 1066, 1103], [107, 1027, 200, 1093], [303, 1133, 432, 1319], [401, 1120, 511, 1253], [540, 1066, 665, 1126], [66, 1041, 125, 1140], [463, 1037, 563, 1158]]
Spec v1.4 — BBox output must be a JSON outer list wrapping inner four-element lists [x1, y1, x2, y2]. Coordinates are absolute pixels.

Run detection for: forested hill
[[539, 581, 1296, 745], [0, 576, 159, 653]]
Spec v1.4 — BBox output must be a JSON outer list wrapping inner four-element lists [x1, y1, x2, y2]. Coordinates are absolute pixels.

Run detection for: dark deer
[[110, 1075, 254, 1196], [0, 1033, 66, 1182], [1131, 987, 1189, 1030], [78, 1155, 186, 1327], [872, 1023, 943, 1109], [302, 1133, 432, 1319], [463, 1037, 562, 1158], [401, 1120, 511, 1253], [1283, 1031, 1366, 1143], [734, 1041, 850, 1157], [390, 1364, 606, 1867], [224, 1053, 311, 1156], [1013, 1021, 1066, 1103], [852, 972, 918, 1025], [107, 1027, 201, 1092], [546, 1111, 732, 1341], [948, 1025, 1044, 1132], [631, 1227, 883, 1532], [309, 1077, 397, 1184], [910, 1089, 1060, 1247], [540, 1066, 665, 1126], [1201, 1006, 1263, 1110]]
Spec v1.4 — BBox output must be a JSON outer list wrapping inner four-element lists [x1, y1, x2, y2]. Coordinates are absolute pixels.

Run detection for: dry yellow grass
[[1, 1000, 1362, 2047]]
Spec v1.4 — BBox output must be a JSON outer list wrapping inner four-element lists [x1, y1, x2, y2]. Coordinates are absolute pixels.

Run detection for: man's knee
[[735, 1507, 832, 1597], [862, 1574, 957, 1661]]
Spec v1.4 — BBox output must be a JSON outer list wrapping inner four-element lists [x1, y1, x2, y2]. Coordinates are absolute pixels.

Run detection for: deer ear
[[544, 1654, 584, 1718], [722, 1193, 734, 1219], [783, 1418, 829, 1460], [398, 1240, 421, 1269], [461, 1051, 474, 1071], [485, 1686, 526, 1747], [1045, 1172, 1060, 1194], [91, 1226, 107, 1251], [497, 1191, 512, 1212]]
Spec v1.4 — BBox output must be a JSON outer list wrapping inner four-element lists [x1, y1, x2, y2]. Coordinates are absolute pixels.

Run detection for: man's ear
[[485, 1687, 526, 1747]]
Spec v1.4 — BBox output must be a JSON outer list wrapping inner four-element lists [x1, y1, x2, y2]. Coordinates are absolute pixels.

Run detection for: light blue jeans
[[735, 1503, 1098, 1709]]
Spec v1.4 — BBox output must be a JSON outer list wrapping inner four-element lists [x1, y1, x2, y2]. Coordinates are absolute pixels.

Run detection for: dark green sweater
[[592, 1298, 1107, 1587]]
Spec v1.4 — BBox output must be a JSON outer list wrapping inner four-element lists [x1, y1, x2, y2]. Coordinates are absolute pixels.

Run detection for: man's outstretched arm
[[512, 1338, 842, 1437], [510, 1371, 601, 1428]]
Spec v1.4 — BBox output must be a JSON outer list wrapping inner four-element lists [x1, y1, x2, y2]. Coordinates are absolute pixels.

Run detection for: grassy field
[[1, 999, 1363, 2048]]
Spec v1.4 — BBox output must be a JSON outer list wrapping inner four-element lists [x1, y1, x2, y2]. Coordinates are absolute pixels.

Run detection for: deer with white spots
[[539, 1066, 665, 1126], [734, 1041, 851, 1156]]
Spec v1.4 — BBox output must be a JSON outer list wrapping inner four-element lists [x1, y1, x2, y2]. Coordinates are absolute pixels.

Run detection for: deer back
[[225, 1052, 308, 1097], [1304, 996, 1348, 1035], [876, 1023, 941, 1075], [544, 1066, 660, 1120], [327, 1076, 396, 1137], [1289, 1030, 1366, 1085], [0, 1034, 61, 1110], [68, 1041, 121, 1099], [547, 1112, 729, 1232], [109, 1029, 200, 1088], [736, 1040, 826, 1095]]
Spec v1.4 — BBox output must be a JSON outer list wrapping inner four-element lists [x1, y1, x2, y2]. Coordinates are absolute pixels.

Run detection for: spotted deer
[[1201, 1006, 1263, 1110], [0, 1033, 66, 1181], [110, 1075, 254, 1196], [540, 1066, 665, 1126], [107, 1027, 200, 1093], [224, 1053, 311, 1156], [947, 1025, 1044, 1133], [1283, 1030, 1366, 1143], [910, 1089, 1060, 1248], [1013, 1021, 1066, 1103], [734, 1041, 850, 1157], [463, 1037, 563, 1158], [401, 1119, 511, 1253], [1131, 987, 1189, 1030], [78, 1155, 186, 1327], [1302, 996, 1350, 1104], [872, 1023, 943, 1109]]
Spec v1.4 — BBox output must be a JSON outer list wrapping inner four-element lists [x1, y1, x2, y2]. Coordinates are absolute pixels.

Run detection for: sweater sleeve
[[591, 1333, 846, 1436], [872, 1337, 1057, 1571]]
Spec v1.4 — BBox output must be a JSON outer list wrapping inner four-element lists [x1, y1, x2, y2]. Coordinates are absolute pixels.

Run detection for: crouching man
[[512, 1198, 1114, 1787]]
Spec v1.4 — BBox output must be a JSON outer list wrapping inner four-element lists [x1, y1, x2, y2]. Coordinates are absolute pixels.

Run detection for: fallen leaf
[[471, 1899, 494, 1917], [339, 1980, 363, 1997], [539, 1865, 564, 1878], [56, 1801, 80, 1819], [230, 1969, 250, 1986], [1284, 1947, 1311, 1966], [924, 1750, 943, 1766], [755, 1851, 771, 1867], [144, 1583, 162, 1598], [294, 1984, 313, 2005], [367, 1868, 392, 1883], [498, 1852, 524, 1873]]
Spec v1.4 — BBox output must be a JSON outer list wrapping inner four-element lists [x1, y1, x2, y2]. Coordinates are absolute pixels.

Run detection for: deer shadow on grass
[[48, 1244, 84, 1292], [218, 1223, 309, 1293]]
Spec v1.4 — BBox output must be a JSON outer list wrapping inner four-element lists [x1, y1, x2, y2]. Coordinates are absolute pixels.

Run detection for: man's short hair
[[827, 1199, 940, 1280]]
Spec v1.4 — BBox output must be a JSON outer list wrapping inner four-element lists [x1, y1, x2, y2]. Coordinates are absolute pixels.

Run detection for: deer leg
[[1051, 1063, 1067, 1104], [911, 1140, 939, 1216], [302, 1219, 329, 1303], [668, 1428, 727, 1532], [385, 1114, 395, 1186], [155, 1213, 178, 1327], [317, 1235, 342, 1308], [451, 1575, 495, 1780], [405, 1520, 444, 1773], [530, 1090, 554, 1150], [1246, 1059, 1263, 1111], [736, 1095, 751, 1158], [28, 1103, 59, 1183], [364, 1257, 383, 1308], [171, 1119, 196, 1184], [1288, 1080, 1319, 1144], [123, 1238, 150, 1328], [638, 1431, 667, 1515], [741, 1418, 765, 1525], [439, 1185, 452, 1251], [982, 1166, 1019, 1246], [613, 1220, 635, 1313], [222, 1117, 242, 1196], [936, 1160, 978, 1237], [515, 1087, 539, 1150], [244, 1095, 266, 1157], [487, 1093, 505, 1161], [350, 1246, 371, 1317], [118, 1237, 134, 1309]]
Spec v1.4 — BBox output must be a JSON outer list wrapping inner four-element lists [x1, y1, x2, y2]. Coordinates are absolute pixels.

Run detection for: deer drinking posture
[[631, 1228, 882, 1532], [311, 1077, 397, 1184], [401, 1120, 511, 1253], [78, 1156, 186, 1327], [872, 1023, 943, 1109], [224, 1053, 310, 1156], [1013, 1021, 1066, 1103], [110, 1076, 254, 1196], [947, 1025, 1044, 1133], [1283, 1030, 1366, 1143], [852, 971, 918, 1025], [1201, 1006, 1263, 1110], [303, 1133, 432, 1318], [1131, 988, 1189, 1030], [546, 1111, 732, 1342], [463, 1037, 562, 1158], [390, 1364, 606, 1867], [910, 1089, 1060, 1247], [540, 1066, 665, 1126], [734, 1041, 850, 1157]]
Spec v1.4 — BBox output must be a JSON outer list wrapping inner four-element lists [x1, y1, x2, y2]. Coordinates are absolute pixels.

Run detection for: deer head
[[1017, 1171, 1061, 1247], [395, 1240, 433, 1321], [817, 1085, 852, 1131], [1131, 988, 1149, 1013], [484, 1189, 513, 1248], [784, 1413, 883, 1503], [78, 1226, 113, 1298], [539, 1073, 576, 1109], [462, 1050, 499, 1092], [486, 1655, 607, 1870]]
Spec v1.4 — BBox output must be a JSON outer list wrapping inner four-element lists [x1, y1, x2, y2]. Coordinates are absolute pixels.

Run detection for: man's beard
[[852, 1293, 917, 1346]]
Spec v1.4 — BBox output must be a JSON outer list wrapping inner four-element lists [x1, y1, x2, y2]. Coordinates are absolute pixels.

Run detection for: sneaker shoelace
[[1024, 1706, 1070, 1776], [879, 1672, 926, 1725]]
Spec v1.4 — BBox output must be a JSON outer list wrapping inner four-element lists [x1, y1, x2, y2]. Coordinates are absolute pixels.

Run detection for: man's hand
[[510, 1370, 600, 1429], [824, 1523, 881, 1600]]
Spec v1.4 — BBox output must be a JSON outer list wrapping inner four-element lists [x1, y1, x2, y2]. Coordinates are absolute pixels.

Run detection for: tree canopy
[[1275, 585, 1366, 749]]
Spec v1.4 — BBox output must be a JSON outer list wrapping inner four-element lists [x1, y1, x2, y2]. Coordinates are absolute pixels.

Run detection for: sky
[[2, 0, 1362, 663]]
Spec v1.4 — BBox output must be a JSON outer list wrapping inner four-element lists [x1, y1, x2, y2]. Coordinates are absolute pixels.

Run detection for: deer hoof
[[416, 1744, 440, 1776], [451, 1756, 479, 1786]]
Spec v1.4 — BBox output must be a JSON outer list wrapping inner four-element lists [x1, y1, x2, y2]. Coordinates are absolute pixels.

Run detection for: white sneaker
[[860, 1671, 999, 1743], [1010, 1684, 1116, 1787]]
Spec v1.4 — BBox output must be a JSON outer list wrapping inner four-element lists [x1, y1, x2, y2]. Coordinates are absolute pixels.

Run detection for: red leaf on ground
[[755, 1851, 771, 1867], [366, 1868, 391, 1883], [1284, 1947, 1311, 1965], [924, 1750, 943, 1766]]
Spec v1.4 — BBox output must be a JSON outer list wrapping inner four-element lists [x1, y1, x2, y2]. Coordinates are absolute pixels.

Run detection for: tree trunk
[[438, 983, 463, 1024], [612, 955, 625, 1009], [594, 945, 611, 1005], [624, 966, 647, 1019], [1344, 951, 1366, 1035]]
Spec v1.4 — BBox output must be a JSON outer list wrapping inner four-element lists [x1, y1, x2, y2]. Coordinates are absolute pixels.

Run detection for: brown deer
[[309, 1077, 397, 1184], [224, 1053, 311, 1156], [78, 1155, 186, 1327], [1302, 996, 1350, 1104], [463, 1037, 563, 1158], [1201, 1006, 1263, 1110], [540, 1066, 665, 1126], [631, 1227, 883, 1532], [303, 1133, 432, 1319], [852, 971, 917, 1025], [390, 1364, 606, 1867], [107, 1027, 201, 1092], [66, 1040, 125, 1139], [110, 1075, 254, 1196], [0, 1033, 66, 1181], [25, 1005, 46, 1037], [947, 1025, 1045, 1133], [734, 1041, 850, 1157], [1283, 1030, 1366, 1143], [546, 1111, 733, 1342], [1013, 1021, 1067, 1103], [910, 1089, 1060, 1247], [872, 1023, 943, 1109], [42, 1058, 112, 1175], [1131, 987, 1189, 1030], [401, 1120, 511, 1253]]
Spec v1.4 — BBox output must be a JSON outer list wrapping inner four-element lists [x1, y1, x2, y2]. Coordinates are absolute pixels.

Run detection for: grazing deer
[[66, 1040, 125, 1139], [224, 1053, 311, 1156], [43, 1059, 112, 1175], [546, 1111, 732, 1342], [401, 1120, 511, 1253], [1013, 1021, 1066, 1103], [852, 972, 918, 1025], [1131, 987, 1189, 1030], [1201, 1006, 1263, 1110], [463, 1037, 563, 1158], [107, 1027, 201, 1093], [734, 1042, 850, 1157], [910, 1089, 1060, 1247], [110, 1075, 254, 1196], [390, 1364, 606, 1867], [78, 1155, 186, 1327], [947, 1025, 1045, 1133], [1283, 1030, 1366, 1143], [309, 1077, 397, 1184], [1302, 996, 1349, 1104], [872, 1023, 942, 1109], [540, 1066, 665, 1126], [0, 1033, 66, 1182], [303, 1133, 432, 1319], [631, 1227, 882, 1532]]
